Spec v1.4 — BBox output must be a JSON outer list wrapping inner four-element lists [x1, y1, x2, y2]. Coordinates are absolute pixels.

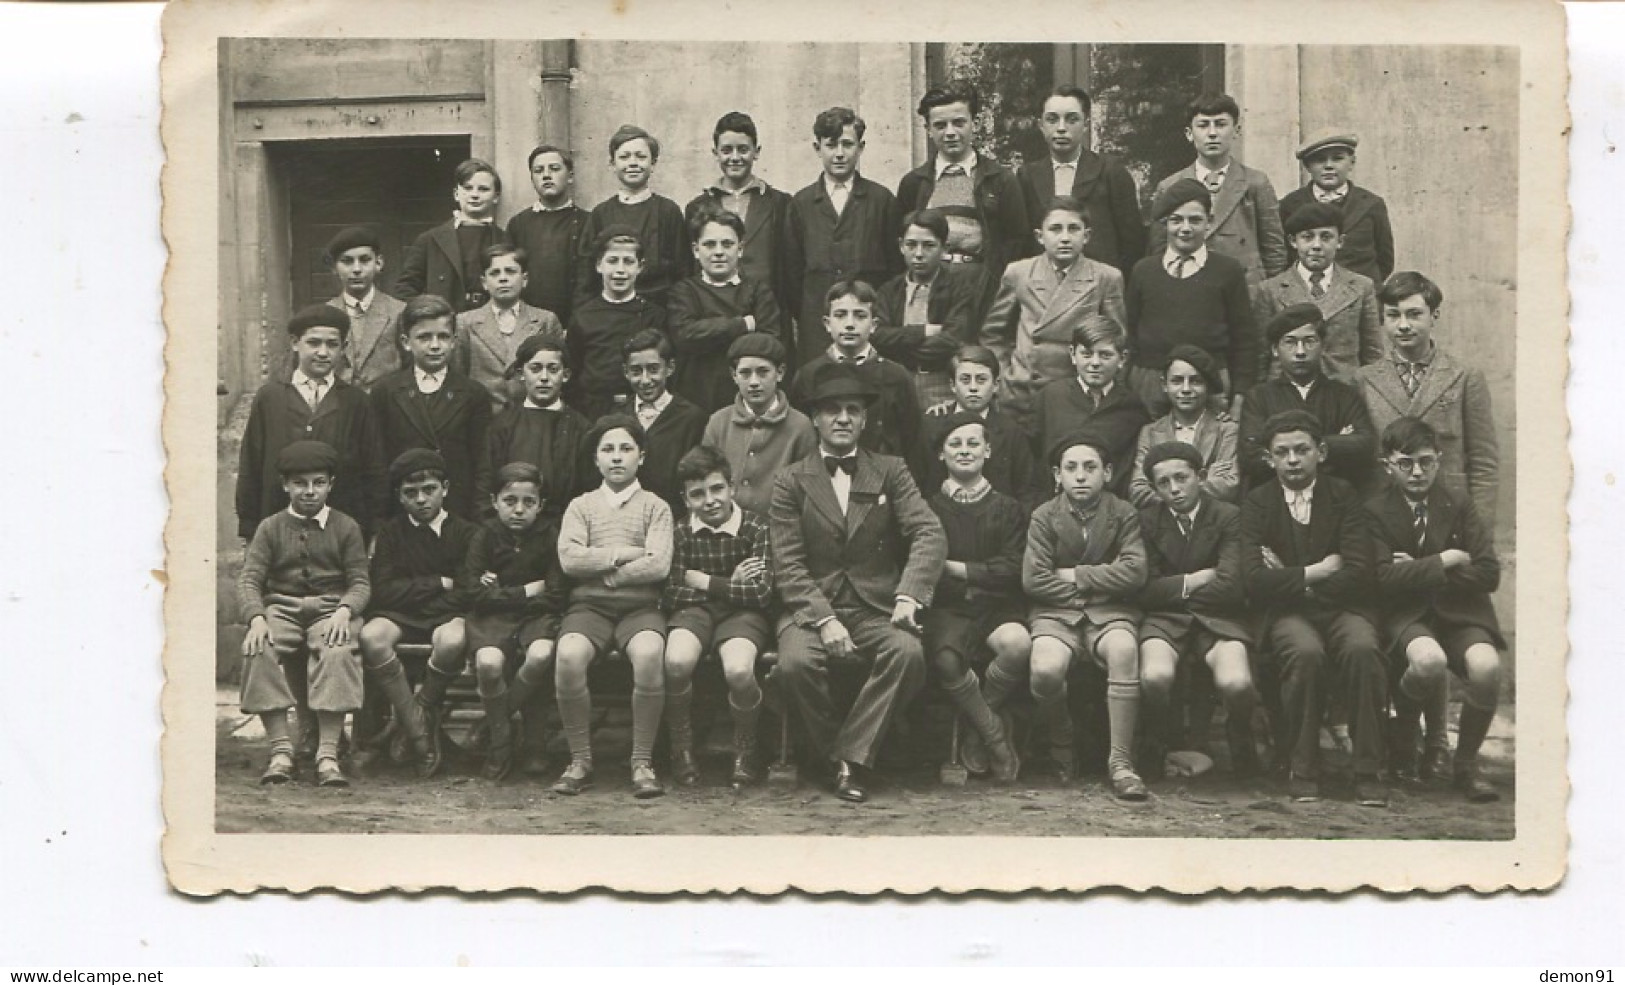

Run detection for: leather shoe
[[551, 760, 595, 796], [1453, 762, 1500, 803], [1353, 774, 1390, 808], [260, 751, 294, 785], [1419, 743, 1452, 782], [415, 696, 444, 778], [959, 718, 991, 776], [833, 760, 867, 803], [1110, 768, 1150, 801], [988, 733, 1021, 784], [315, 756, 350, 788], [669, 745, 701, 787], [631, 761, 666, 799]]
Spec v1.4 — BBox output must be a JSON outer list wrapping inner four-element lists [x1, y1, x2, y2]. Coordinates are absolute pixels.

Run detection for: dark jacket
[[786, 174, 904, 368], [1019, 148, 1146, 274], [370, 368, 493, 520], [1279, 183, 1395, 287], [872, 267, 977, 376], [235, 378, 384, 539], [1136, 494, 1252, 644], [1365, 482, 1503, 649], [367, 511, 484, 630], [393, 219, 507, 312], [1240, 474, 1377, 625], [896, 152, 1035, 317], [685, 182, 797, 316]]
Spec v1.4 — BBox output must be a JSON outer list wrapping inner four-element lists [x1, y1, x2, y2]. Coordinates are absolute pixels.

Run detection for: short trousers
[[1396, 620, 1499, 678], [1029, 616, 1138, 668], [559, 595, 666, 657], [667, 603, 772, 654], [466, 610, 561, 657], [364, 614, 462, 648], [1138, 613, 1247, 653]]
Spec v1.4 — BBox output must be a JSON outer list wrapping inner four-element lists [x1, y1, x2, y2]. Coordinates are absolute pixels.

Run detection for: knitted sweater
[[467, 516, 571, 618], [701, 393, 819, 516], [927, 489, 1029, 611], [367, 512, 483, 628], [558, 484, 675, 606], [238, 508, 371, 620], [576, 195, 690, 309], [564, 295, 668, 421], [1125, 252, 1257, 392]]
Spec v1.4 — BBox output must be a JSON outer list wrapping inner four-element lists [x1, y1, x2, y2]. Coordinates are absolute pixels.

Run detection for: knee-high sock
[[261, 710, 293, 758], [369, 655, 424, 739], [665, 683, 693, 741], [315, 710, 346, 762], [1106, 679, 1141, 776], [730, 687, 762, 731], [1140, 677, 1171, 752], [731, 675, 763, 718], [1455, 690, 1498, 764], [557, 683, 593, 763], [477, 675, 509, 739], [945, 670, 1004, 744], [631, 684, 664, 765], [1421, 677, 1451, 750], [1032, 679, 1071, 752], [982, 660, 1020, 712]]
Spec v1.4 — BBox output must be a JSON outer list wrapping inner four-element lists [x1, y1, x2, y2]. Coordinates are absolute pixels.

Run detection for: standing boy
[[1241, 409, 1388, 805], [1254, 202, 1382, 385], [566, 225, 669, 422], [237, 440, 371, 788], [1147, 94, 1288, 283], [1034, 316, 1151, 499], [661, 445, 776, 788], [456, 244, 565, 412], [786, 107, 904, 370], [322, 226, 404, 390], [1019, 85, 1146, 275], [370, 295, 493, 520], [1279, 131, 1395, 287], [685, 111, 797, 317], [1021, 431, 1149, 799], [394, 158, 506, 313], [485, 331, 593, 516], [576, 125, 690, 312], [668, 207, 785, 414], [622, 328, 708, 513], [981, 195, 1127, 435], [702, 333, 819, 517], [920, 345, 1041, 507], [505, 144, 588, 328], [874, 208, 978, 410]]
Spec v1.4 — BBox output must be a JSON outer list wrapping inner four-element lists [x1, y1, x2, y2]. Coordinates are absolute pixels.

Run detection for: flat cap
[[276, 439, 339, 476], [1296, 129, 1358, 161]]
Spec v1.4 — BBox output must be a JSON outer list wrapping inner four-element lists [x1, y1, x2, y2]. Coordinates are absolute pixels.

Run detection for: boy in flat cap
[[1255, 201, 1382, 385], [1279, 130, 1395, 287], [702, 332, 818, 517], [1239, 303, 1375, 490], [322, 225, 405, 391], [237, 440, 371, 788]]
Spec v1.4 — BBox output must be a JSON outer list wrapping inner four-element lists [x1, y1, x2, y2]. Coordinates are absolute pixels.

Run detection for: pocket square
[[878, 494, 888, 506]]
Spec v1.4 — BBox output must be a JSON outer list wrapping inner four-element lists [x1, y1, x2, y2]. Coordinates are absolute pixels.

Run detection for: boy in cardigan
[[455, 243, 564, 413], [1128, 345, 1241, 508], [322, 225, 404, 390], [357, 449, 482, 779], [685, 111, 797, 318], [1135, 440, 1259, 778], [668, 207, 785, 414], [506, 144, 588, 328], [1125, 178, 1256, 416], [1254, 202, 1382, 385], [554, 416, 676, 799], [237, 440, 371, 788], [576, 125, 690, 312], [237, 303, 384, 542], [788, 279, 920, 470], [394, 158, 506, 313], [566, 225, 669, 422], [1021, 431, 1149, 798], [623, 328, 709, 514], [702, 333, 818, 516], [660, 445, 776, 788], [1034, 316, 1151, 500], [924, 412, 1027, 783], [461, 461, 572, 780], [1279, 131, 1395, 287], [874, 208, 978, 411], [484, 331, 592, 516], [1367, 418, 1504, 802], [920, 346, 1041, 507]]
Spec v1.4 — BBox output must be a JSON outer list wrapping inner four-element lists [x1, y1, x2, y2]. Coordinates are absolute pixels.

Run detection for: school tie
[[1169, 256, 1192, 280], [302, 377, 326, 411], [1202, 171, 1224, 194], [1398, 359, 1425, 398], [1288, 489, 1312, 526], [823, 455, 857, 476], [1309, 270, 1327, 300], [1413, 501, 1428, 551], [1177, 513, 1194, 539]]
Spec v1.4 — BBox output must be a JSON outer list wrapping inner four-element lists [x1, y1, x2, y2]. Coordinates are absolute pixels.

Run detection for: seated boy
[[981, 194, 1127, 434], [685, 111, 796, 316], [667, 207, 785, 414], [393, 158, 506, 312], [357, 449, 481, 778], [576, 124, 690, 312], [788, 279, 920, 468], [622, 328, 709, 514], [874, 208, 977, 411], [238, 303, 383, 542], [1255, 202, 1381, 384], [1129, 344, 1240, 508], [554, 416, 676, 799], [1367, 418, 1504, 802], [460, 461, 571, 780], [660, 446, 775, 788], [920, 345, 1041, 507], [1135, 441, 1258, 777], [1034, 316, 1150, 499], [924, 412, 1028, 782], [565, 225, 669, 422], [1239, 303, 1374, 490], [1125, 178, 1256, 416], [506, 143, 589, 328], [485, 331, 593, 515], [370, 294, 493, 520], [1241, 409, 1387, 805], [1021, 431, 1149, 799], [456, 244, 564, 413], [236, 440, 371, 788], [321, 225, 405, 390], [1279, 131, 1395, 287], [701, 333, 818, 516]]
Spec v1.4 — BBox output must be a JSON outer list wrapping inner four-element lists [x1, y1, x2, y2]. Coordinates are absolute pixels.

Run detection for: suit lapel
[[1340, 185, 1374, 230], [741, 192, 770, 251], [1192, 415, 1221, 466], [1211, 167, 1246, 230], [1408, 349, 1464, 418], [1040, 259, 1092, 325], [1071, 150, 1106, 200], [1318, 270, 1360, 321], [1078, 500, 1115, 566], [391, 374, 437, 444], [843, 452, 883, 540], [431, 224, 463, 279], [468, 310, 507, 367], [798, 457, 846, 534], [1362, 360, 1411, 419], [1188, 501, 1219, 568], [357, 304, 398, 377]]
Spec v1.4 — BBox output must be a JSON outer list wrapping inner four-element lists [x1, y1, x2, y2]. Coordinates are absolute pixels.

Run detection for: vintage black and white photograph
[[161, 0, 1567, 894]]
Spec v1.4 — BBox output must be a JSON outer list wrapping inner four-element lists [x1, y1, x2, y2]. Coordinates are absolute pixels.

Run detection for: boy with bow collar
[[701, 333, 818, 517], [769, 362, 947, 803], [320, 226, 404, 391], [393, 158, 507, 313], [1255, 202, 1382, 385], [455, 243, 565, 413], [1279, 131, 1395, 287]]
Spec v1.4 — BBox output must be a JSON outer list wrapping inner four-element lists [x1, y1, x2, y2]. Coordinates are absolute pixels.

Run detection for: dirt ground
[[215, 696, 1514, 840]]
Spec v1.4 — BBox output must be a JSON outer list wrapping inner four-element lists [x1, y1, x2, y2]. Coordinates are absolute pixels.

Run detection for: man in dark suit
[[393, 158, 508, 313], [1241, 409, 1388, 806], [1019, 85, 1146, 275], [769, 362, 947, 802]]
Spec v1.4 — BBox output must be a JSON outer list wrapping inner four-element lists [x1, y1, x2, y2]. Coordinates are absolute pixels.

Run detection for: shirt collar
[[953, 403, 990, 419], [290, 368, 331, 392], [616, 188, 654, 205], [710, 176, 765, 197], [1172, 499, 1203, 525], [523, 396, 565, 412], [599, 480, 643, 509], [1194, 161, 1231, 184], [934, 154, 976, 181], [689, 503, 744, 535], [701, 272, 743, 288], [1282, 480, 1317, 504], [1395, 341, 1436, 368], [1163, 245, 1208, 272], [532, 198, 576, 212], [1291, 377, 1317, 399], [415, 366, 447, 387], [1052, 152, 1082, 170], [453, 211, 494, 227], [408, 509, 448, 535], [287, 504, 332, 528], [906, 267, 940, 289], [830, 344, 876, 365], [1297, 263, 1336, 288], [1312, 182, 1350, 202], [1078, 378, 1115, 399], [639, 390, 673, 416], [342, 287, 376, 313], [942, 476, 992, 504], [823, 173, 852, 195]]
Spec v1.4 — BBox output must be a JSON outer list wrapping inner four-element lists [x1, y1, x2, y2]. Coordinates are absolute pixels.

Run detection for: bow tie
[[824, 455, 857, 476]]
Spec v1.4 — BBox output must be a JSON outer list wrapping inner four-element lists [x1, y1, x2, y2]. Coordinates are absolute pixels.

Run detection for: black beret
[[389, 448, 447, 491], [1265, 302, 1327, 348], [1151, 178, 1212, 222], [286, 303, 350, 339], [727, 332, 788, 365], [276, 439, 339, 476], [1047, 429, 1113, 470], [1141, 440, 1206, 482], [1163, 343, 1225, 395], [325, 225, 382, 261], [932, 410, 990, 453], [1283, 202, 1343, 237]]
